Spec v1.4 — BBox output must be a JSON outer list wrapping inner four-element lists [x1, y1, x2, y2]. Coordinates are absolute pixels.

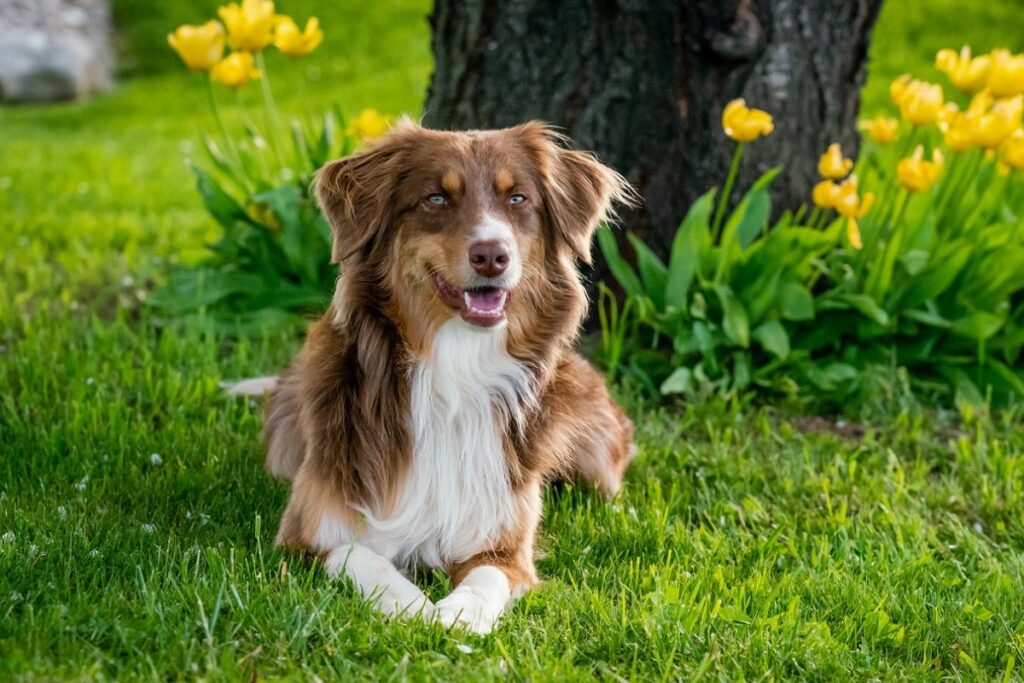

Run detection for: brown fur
[[265, 119, 638, 594]]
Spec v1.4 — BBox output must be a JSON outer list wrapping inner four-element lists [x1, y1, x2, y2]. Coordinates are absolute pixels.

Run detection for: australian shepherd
[[239, 120, 637, 634]]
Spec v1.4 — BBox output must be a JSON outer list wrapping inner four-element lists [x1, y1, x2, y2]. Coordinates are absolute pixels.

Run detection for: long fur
[[257, 120, 638, 633]]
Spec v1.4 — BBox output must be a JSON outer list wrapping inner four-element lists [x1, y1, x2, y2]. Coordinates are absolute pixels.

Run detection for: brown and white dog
[[240, 120, 636, 634]]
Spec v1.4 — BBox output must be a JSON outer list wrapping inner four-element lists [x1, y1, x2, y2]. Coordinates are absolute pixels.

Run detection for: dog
[[238, 120, 637, 634]]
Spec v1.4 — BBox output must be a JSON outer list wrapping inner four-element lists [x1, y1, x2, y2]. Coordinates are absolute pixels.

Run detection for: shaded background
[[4, 0, 1023, 310]]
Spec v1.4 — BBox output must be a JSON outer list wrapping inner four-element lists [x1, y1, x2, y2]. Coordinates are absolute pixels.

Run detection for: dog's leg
[[553, 352, 636, 498], [434, 484, 541, 635], [324, 543, 434, 619], [432, 565, 517, 635]]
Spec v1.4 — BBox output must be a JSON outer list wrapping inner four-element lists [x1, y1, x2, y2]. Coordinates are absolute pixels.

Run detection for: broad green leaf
[[596, 227, 644, 298], [865, 228, 903, 300], [898, 249, 930, 276], [191, 165, 249, 231], [778, 282, 815, 321], [891, 244, 971, 311], [714, 285, 750, 348], [660, 367, 693, 395], [752, 320, 790, 359], [802, 361, 858, 392], [626, 233, 668, 311], [732, 351, 751, 389], [837, 293, 890, 327], [951, 311, 1005, 341], [985, 358, 1024, 398], [715, 169, 780, 282], [903, 307, 951, 328], [665, 189, 715, 308]]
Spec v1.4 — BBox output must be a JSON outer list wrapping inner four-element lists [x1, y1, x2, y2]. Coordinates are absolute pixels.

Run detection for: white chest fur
[[355, 318, 533, 568]]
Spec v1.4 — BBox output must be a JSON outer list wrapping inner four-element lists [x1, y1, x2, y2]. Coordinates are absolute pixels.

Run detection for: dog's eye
[[425, 193, 447, 206], [508, 193, 527, 205]]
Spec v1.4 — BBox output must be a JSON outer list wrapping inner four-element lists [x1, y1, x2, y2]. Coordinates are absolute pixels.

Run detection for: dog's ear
[[519, 122, 637, 264], [315, 119, 418, 263]]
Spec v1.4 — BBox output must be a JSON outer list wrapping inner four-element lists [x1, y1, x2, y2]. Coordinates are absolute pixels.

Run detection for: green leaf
[[802, 361, 858, 392], [715, 169, 780, 283], [597, 227, 645, 298], [665, 189, 714, 309], [722, 168, 781, 249], [714, 285, 750, 348], [898, 249, 930, 276], [864, 228, 903, 301], [951, 311, 1005, 341], [838, 293, 890, 327], [660, 367, 693, 395], [626, 233, 668, 311], [191, 165, 249, 231], [891, 245, 971, 311], [778, 283, 815, 321], [752, 320, 790, 360]]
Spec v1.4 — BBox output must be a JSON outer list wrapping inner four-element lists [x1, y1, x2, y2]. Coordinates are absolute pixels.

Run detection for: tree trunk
[[424, 0, 883, 275]]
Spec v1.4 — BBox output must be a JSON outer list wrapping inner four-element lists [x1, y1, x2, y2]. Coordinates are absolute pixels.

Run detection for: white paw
[[372, 586, 434, 620], [432, 588, 503, 635]]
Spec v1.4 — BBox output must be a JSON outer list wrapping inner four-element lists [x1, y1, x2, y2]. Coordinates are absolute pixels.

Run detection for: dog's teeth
[[463, 292, 472, 309], [498, 291, 507, 309]]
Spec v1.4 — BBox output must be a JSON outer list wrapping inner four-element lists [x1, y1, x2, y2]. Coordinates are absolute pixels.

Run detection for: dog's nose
[[468, 240, 510, 277]]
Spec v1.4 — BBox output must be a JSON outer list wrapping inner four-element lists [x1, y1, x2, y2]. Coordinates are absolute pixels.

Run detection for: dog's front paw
[[432, 588, 503, 635], [373, 586, 434, 620]]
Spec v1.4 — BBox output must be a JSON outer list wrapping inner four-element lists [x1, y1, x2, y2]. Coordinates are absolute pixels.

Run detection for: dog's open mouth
[[433, 274, 510, 327]]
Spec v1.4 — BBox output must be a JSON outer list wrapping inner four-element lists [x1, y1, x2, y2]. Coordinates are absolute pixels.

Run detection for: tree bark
[[424, 0, 883, 271]]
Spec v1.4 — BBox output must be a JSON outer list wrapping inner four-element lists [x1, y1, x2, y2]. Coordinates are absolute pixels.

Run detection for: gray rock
[[0, 0, 113, 103]]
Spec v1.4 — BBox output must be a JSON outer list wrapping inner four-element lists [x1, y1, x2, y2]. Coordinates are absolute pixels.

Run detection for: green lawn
[[3, 1, 1024, 679]]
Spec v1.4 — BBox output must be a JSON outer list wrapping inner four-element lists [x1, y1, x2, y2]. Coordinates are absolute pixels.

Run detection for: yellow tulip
[[832, 177, 872, 250], [987, 49, 1024, 98], [274, 16, 323, 57], [721, 98, 774, 143], [817, 143, 854, 179], [210, 51, 262, 89], [347, 108, 391, 141], [846, 218, 864, 250], [812, 180, 840, 209], [858, 117, 899, 144], [1002, 129, 1024, 170], [935, 46, 991, 92], [890, 74, 912, 107], [833, 177, 873, 219], [971, 94, 1023, 148], [967, 89, 994, 116], [941, 111, 975, 151], [897, 145, 944, 192], [167, 21, 225, 72], [897, 80, 944, 125], [218, 0, 277, 51]]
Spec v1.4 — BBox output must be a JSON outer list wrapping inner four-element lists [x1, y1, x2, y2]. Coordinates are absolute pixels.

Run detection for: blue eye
[[509, 193, 527, 204], [426, 193, 447, 205]]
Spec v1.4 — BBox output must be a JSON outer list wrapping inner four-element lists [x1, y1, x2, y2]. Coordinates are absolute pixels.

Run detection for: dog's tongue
[[464, 288, 506, 314]]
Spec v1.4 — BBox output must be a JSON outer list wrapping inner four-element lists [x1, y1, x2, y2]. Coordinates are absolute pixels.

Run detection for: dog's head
[[316, 120, 633, 349]]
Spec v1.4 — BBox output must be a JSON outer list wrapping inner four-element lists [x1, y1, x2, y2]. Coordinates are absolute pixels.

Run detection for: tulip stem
[[234, 91, 274, 183], [934, 150, 963, 221], [711, 142, 745, 242], [254, 51, 286, 172], [205, 78, 250, 192], [890, 189, 911, 228]]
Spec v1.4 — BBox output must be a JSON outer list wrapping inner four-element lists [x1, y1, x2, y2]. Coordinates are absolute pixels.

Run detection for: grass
[[2, 0, 1024, 679]]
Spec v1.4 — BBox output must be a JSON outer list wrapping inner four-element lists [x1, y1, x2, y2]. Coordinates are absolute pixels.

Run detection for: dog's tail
[[223, 372, 306, 481], [221, 376, 279, 396]]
